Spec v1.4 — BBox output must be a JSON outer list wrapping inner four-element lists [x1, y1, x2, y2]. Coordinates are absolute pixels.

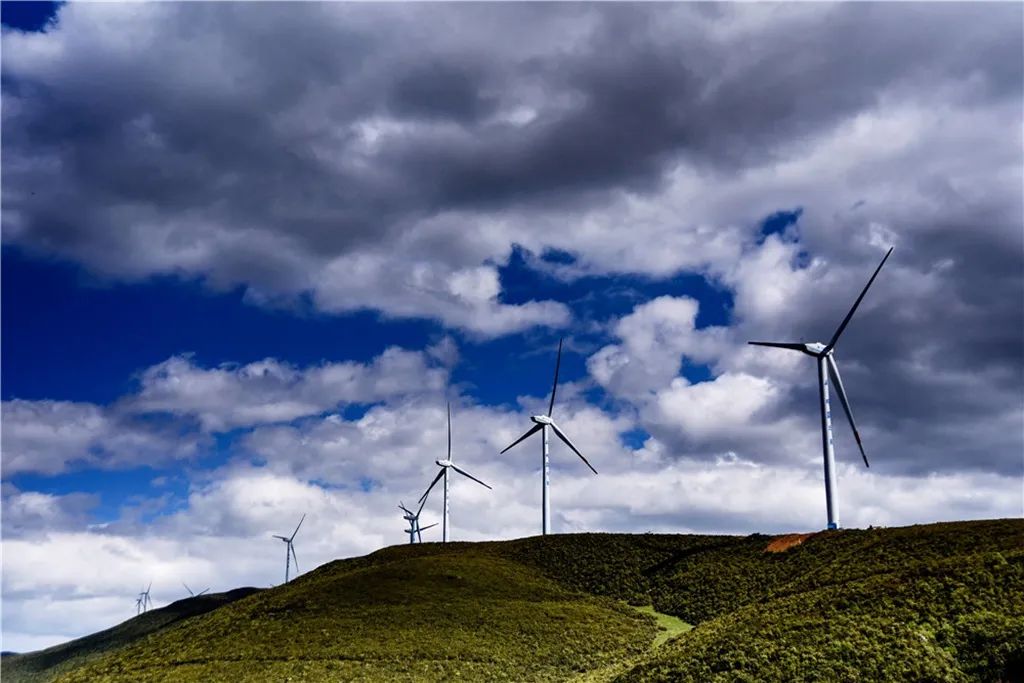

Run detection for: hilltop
[[4, 519, 1022, 682]]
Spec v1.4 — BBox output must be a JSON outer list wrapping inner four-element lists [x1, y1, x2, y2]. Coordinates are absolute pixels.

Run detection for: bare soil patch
[[765, 533, 815, 553]]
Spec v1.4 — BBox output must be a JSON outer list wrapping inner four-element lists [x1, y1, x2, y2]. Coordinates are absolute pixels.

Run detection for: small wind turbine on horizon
[[183, 582, 210, 597], [399, 500, 437, 544], [135, 583, 153, 615], [272, 514, 305, 583], [500, 338, 598, 535], [748, 246, 893, 530], [419, 403, 492, 543]]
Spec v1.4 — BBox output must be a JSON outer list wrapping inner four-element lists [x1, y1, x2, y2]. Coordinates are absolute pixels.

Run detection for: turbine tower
[[748, 247, 893, 530], [419, 403, 492, 543], [272, 513, 305, 583], [500, 338, 598, 535], [399, 500, 437, 544]]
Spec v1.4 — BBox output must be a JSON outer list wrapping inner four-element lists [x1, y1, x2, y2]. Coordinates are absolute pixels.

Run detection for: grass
[[48, 554, 657, 682], [1, 588, 261, 683], [630, 606, 691, 648], [4, 518, 1021, 682]]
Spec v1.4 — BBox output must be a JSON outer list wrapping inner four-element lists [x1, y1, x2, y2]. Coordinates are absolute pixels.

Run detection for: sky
[[2, 1, 1022, 653]]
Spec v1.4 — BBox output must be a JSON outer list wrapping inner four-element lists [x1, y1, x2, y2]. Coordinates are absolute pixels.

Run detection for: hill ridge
[[4, 519, 1021, 682]]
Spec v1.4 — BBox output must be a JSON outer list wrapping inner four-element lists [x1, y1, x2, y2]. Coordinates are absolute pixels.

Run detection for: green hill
[[7, 519, 1023, 682], [1, 588, 261, 683]]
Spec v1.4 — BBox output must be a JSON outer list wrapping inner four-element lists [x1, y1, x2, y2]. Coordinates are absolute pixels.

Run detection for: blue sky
[[1, 2, 1021, 653]]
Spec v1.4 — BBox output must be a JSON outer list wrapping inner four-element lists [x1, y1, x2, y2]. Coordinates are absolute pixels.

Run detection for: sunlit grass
[[631, 605, 691, 647]]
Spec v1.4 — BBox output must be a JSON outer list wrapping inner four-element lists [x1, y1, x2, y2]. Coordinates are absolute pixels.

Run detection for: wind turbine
[[500, 337, 598, 535], [748, 247, 893, 530], [272, 514, 304, 583], [183, 583, 210, 597], [399, 500, 437, 544], [419, 403, 492, 543], [135, 583, 153, 615]]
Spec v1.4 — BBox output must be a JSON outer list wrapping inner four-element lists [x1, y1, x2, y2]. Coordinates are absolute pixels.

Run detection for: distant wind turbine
[[419, 403, 492, 542], [399, 500, 437, 544], [272, 514, 305, 583], [135, 582, 153, 615], [748, 247, 893, 530], [183, 582, 210, 597], [500, 338, 598, 535]]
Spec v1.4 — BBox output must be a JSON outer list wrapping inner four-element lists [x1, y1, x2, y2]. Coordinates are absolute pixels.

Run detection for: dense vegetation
[[48, 554, 657, 682], [5, 519, 1022, 682]]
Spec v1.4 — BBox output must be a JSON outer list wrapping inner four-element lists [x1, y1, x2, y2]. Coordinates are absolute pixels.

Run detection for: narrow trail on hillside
[[570, 604, 692, 683]]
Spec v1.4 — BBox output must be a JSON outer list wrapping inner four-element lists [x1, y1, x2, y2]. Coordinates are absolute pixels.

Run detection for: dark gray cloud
[[3, 5, 1019, 305], [1, 4, 1021, 478]]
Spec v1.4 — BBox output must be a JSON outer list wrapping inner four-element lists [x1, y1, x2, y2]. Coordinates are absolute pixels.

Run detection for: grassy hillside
[[9, 519, 1023, 682], [50, 554, 657, 682], [1, 588, 261, 683]]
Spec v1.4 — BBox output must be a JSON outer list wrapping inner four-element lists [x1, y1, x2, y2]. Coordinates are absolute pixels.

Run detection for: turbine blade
[[198, 588, 210, 596], [826, 355, 869, 468], [290, 543, 299, 573], [418, 468, 445, 504], [747, 341, 806, 351], [450, 464, 492, 490], [551, 422, 598, 474], [447, 402, 452, 460], [548, 338, 563, 417], [419, 523, 438, 531], [183, 583, 194, 596], [825, 246, 893, 352], [273, 535, 289, 541], [500, 423, 543, 454], [290, 513, 306, 541]]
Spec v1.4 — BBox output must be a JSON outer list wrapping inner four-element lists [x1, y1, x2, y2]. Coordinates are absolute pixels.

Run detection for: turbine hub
[[530, 415, 553, 425]]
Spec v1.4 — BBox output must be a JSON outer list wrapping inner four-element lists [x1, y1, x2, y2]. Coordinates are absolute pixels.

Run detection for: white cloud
[[589, 296, 728, 398], [1, 345, 453, 475], [131, 347, 450, 431], [0, 400, 202, 476]]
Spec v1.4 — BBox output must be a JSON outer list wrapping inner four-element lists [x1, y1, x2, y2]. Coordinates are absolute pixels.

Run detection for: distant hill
[[6, 519, 1023, 682], [1, 588, 261, 683]]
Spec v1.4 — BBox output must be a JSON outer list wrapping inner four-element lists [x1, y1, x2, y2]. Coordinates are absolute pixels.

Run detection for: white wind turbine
[[418, 403, 492, 543], [272, 514, 305, 583], [183, 583, 210, 598], [399, 500, 437, 544], [135, 582, 153, 615], [748, 247, 893, 530], [500, 338, 598, 535]]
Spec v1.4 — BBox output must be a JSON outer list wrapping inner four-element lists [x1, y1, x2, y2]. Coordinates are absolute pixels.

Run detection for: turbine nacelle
[[530, 415, 554, 426], [435, 459, 453, 468], [804, 342, 827, 356]]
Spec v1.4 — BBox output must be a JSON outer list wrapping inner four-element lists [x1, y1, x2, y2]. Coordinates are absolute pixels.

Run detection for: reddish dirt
[[765, 532, 816, 553]]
